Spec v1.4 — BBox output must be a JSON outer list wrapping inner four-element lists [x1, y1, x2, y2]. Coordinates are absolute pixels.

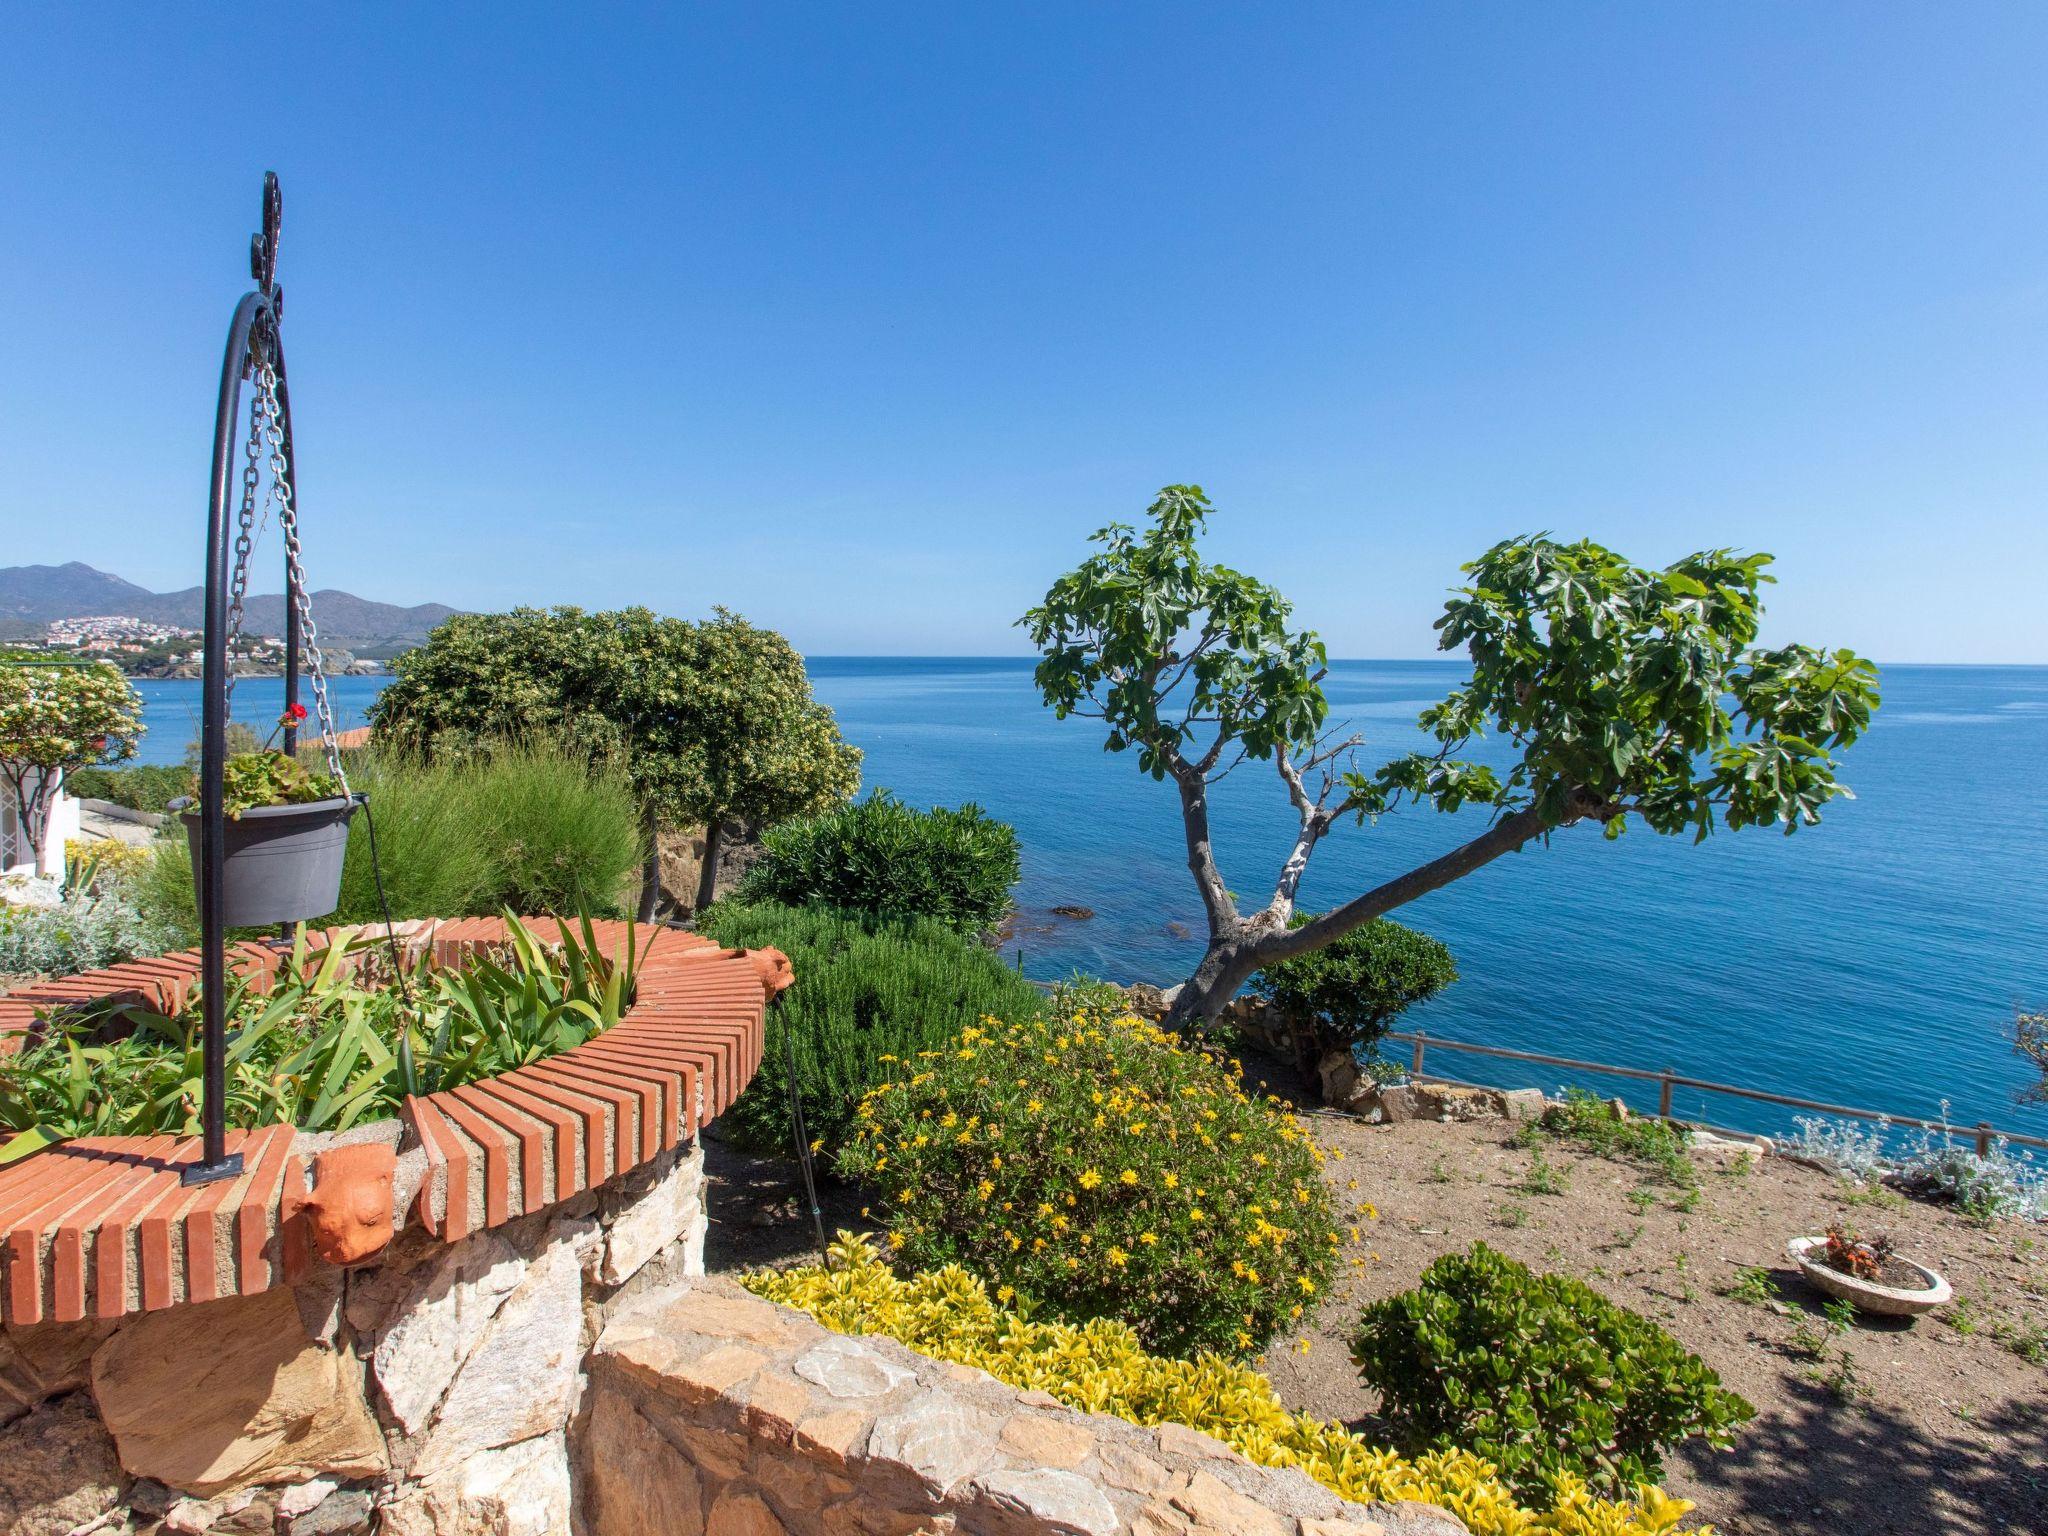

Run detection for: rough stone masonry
[[0, 1132, 1473, 1535]]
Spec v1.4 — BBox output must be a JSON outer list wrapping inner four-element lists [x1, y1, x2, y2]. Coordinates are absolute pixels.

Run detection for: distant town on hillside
[[0, 562, 457, 673]]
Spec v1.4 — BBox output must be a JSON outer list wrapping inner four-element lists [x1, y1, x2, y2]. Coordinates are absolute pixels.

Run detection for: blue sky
[[2, 4, 2043, 661]]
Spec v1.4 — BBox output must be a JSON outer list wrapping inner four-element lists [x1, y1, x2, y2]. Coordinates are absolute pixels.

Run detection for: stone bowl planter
[[1786, 1235, 1952, 1317]]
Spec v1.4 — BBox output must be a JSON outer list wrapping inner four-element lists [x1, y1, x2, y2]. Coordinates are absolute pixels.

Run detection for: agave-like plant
[[0, 910, 640, 1161]]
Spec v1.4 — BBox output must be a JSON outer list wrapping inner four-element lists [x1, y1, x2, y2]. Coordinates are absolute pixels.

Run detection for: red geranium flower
[[285, 702, 308, 722]]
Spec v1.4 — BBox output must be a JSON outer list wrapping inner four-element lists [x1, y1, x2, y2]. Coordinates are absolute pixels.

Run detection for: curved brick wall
[[0, 917, 771, 1327]]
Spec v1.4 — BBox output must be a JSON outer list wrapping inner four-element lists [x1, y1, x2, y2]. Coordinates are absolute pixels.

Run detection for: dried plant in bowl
[[1788, 1224, 1951, 1317]]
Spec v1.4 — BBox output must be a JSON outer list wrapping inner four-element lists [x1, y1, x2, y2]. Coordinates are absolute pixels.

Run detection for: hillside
[[0, 562, 458, 653]]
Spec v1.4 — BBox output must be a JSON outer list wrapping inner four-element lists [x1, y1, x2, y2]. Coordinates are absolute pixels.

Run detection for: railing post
[[1411, 1031, 1426, 1079], [1976, 1121, 1994, 1158], [1658, 1070, 1674, 1121]]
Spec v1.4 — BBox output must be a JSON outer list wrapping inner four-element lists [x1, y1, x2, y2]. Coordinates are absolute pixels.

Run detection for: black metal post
[[184, 175, 285, 1186]]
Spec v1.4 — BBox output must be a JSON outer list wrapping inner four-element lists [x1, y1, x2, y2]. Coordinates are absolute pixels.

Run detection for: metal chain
[[254, 356, 351, 797], [223, 374, 268, 709]]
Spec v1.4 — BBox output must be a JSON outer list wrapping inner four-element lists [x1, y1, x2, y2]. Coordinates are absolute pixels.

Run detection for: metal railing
[[1386, 1029, 2048, 1156]]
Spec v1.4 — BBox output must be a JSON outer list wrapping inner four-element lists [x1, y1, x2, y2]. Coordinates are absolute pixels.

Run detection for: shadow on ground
[[1675, 1376, 2046, 1536], [699, 1129, 877, 1275]]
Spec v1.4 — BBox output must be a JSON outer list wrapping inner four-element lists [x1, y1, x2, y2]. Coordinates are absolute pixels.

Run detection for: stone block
[[367, 1231, 525, 1435], [794, 1335, 917, 1400], [793, 1406, 874, 1470], [599, 1144, 703, 1287], [580, 1390, 704, 1536], [866, 1390, 999, 1498], [283, 1487, 375, 1535], [380, 1431, 571, 1536], [1166, 1469, 1293, 1536], [975, 1466, 1121, 1535], [0, 1319, 117, 1431], [0, 1391, 122, 1535], [90, 1285, 387, 1496], [1155, 1422, 1246, 1464], [998, 1412, 1095, 1469], [705, 1487, 787, 1536], [408, 1237, 584, 1477]]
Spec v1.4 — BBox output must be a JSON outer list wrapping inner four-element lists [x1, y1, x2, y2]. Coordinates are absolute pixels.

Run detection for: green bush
[[699, 901, 1043, 1154], [63, 763, 189, 815], [736, 791, 1020, 936], [1250, 916, 1456, 1072], [1512, 1088, 1696, 1188], [0, 885, 180, 979], [1352, 1243, 1753, 1499], [837, 983, 1339, 1358], [136, 741, 642, 939]]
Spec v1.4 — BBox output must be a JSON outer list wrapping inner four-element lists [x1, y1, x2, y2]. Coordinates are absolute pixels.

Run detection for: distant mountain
[[0, 562, 458, 653], [0, 562, 158, 620]]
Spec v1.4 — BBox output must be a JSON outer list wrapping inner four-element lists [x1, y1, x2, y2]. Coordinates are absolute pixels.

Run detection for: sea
[[125, 663, 2048, 1143]]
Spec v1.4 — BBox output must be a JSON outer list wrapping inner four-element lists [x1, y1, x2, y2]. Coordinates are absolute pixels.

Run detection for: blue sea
[[127, 664, 2048, 1142]]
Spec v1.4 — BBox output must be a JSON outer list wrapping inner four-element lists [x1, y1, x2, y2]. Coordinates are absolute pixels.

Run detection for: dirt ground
[[1252, 1110, 2047, 1536], [704, 1098, 2047, 1536]]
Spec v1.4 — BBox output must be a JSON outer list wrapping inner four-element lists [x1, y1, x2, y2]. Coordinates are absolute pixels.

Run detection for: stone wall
[[0, 1142, 705, 1536], [577, 1279, 1466, 1536]]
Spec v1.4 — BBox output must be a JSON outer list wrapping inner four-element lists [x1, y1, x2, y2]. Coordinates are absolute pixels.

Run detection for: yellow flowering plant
[[835, 984, 1337, 1357], [746, 1234, 1713, 1536]]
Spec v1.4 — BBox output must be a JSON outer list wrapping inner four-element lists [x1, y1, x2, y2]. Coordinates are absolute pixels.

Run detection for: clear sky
[[2, 4, 2043, 661]]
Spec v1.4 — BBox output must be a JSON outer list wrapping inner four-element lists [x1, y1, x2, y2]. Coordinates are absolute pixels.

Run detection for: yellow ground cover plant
[[747, 1234, 1711, 1536], [836, 992, 1337, 1356]]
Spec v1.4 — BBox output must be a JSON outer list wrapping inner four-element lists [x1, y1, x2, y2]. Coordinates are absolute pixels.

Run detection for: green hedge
[[698, 901, 1044, 1154], [735, 791, 1020, 936], [135, 740, 642, 939], [63, 763, 190, 816]]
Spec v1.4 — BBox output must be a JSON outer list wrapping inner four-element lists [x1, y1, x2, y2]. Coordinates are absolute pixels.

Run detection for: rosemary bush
[[699, 901, 1042, 1154], [0, 883, 180, 979]]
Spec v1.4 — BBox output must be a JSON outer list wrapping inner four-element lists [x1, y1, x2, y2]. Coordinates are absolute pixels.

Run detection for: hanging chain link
[[223, 371, 269, 710], [253, 350, 351, 798]]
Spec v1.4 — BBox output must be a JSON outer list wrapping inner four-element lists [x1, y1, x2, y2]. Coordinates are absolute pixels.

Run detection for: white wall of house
[[0, 768, 78, 880]]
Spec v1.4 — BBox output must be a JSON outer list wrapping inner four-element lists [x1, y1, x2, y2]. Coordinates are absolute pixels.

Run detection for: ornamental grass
[[746, 1234, 1711, 1536], [835, 989, 1337, 1357]]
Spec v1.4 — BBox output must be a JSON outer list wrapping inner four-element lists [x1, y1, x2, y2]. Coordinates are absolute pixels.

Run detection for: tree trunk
[[636, 804, 661, 923], [694, 818, 727, 916], [1164, 937, 1266, 1031]]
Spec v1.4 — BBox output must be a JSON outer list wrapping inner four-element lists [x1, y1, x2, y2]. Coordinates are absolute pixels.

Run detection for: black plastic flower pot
[[183, 794, 361, 927]]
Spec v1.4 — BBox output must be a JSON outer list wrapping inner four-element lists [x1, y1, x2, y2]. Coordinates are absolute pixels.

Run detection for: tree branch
[[1257, 799, 1569, 965]]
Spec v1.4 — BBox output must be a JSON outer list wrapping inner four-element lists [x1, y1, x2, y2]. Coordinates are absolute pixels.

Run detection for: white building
[[0, 768, 79, 880]]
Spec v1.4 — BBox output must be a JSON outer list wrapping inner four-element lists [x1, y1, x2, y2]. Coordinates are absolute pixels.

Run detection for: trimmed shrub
[[136, 740, 642, 940], [1352, 1243, 1754, 1499], [1250, 916, 1456, 1072], [837, 985, 1338, 1358], [736, 791, 1020, 936], [747, 1234, 1708, 1536], [698, 901, 1043, 1154], [63, 763, 189, 815]]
